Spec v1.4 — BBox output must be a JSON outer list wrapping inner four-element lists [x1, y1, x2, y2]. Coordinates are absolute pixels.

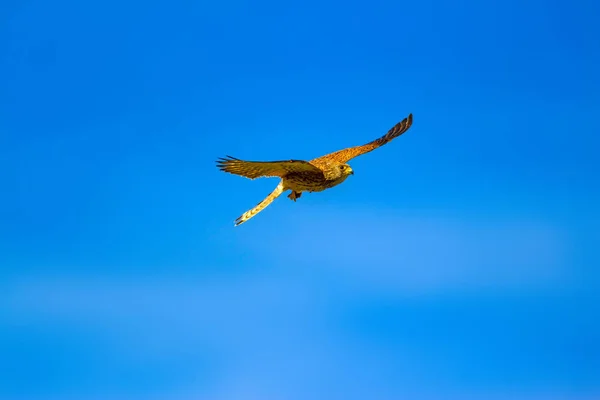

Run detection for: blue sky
[[1, 0, 599, 399]]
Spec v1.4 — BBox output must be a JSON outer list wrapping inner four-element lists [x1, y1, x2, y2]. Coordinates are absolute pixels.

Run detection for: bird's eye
[[340, 165, 345, 169]]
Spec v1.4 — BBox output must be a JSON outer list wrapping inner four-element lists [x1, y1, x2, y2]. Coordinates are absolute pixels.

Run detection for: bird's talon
[[287, 191, 302, 202]]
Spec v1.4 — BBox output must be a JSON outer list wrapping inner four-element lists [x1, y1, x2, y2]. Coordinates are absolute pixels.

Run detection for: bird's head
[[338, 163, 354, 176]]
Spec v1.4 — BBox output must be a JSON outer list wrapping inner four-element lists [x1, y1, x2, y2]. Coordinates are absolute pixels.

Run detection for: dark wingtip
[[401, 113, 413, 131], [216, 155, 240, 172], [216, 155, 238, 162]]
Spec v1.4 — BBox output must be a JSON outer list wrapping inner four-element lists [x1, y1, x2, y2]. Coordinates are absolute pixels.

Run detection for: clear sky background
[[1, 0, 599, 399]]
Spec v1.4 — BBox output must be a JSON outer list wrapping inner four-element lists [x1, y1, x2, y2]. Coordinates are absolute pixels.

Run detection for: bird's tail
[[235, 181, 285, 226]]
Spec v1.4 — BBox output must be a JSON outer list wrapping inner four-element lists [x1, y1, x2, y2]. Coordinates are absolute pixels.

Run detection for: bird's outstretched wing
[[216, 156, 324, 180], [313, 113, 413, 164]]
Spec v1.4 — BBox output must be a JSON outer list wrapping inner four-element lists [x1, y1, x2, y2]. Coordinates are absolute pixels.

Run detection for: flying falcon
[[217, 113, 413, 226]]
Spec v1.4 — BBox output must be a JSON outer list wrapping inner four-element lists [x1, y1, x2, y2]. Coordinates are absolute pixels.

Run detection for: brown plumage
[[217, 113, 413, 225]]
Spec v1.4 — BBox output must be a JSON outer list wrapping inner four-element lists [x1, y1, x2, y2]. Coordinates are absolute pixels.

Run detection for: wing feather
[[216, 156, 324, 179], [313, 113, 413, 164]]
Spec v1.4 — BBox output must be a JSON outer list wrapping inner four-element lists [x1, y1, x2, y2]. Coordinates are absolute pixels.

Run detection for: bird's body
[[217, 113, 413, 225], [286, 159, 351, 192], [285, 171, 340, 192]]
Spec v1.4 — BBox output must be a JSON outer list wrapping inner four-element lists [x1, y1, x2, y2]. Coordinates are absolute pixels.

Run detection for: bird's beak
[[350, 169, 354, 175]]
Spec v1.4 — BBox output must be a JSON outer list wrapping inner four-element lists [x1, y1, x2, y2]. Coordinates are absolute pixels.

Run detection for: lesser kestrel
[[217, 113, 413, 225]]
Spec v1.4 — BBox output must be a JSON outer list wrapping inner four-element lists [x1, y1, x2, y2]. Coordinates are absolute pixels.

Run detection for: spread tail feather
[[235, 181, 285, 226]]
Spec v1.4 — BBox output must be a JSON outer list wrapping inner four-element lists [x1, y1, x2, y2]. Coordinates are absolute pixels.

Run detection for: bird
[[216, 113, 413, 226]]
